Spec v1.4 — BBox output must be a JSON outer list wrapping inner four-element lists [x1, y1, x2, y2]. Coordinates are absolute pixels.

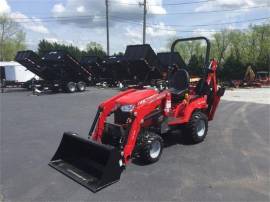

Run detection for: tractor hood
[[116, 89, 158, 105]]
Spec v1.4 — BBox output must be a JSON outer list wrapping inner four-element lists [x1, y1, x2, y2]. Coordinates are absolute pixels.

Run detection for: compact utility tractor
[[49, 37, 225, 192]]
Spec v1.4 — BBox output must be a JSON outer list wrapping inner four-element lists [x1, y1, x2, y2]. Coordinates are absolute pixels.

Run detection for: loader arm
[[91, 88, 137, 141]]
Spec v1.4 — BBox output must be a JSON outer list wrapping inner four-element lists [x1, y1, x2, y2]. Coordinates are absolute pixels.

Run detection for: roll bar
[[171, 36, 211, 68]]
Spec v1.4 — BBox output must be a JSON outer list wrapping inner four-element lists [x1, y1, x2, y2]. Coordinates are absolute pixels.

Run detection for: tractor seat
[[168, 69, 190, 101]]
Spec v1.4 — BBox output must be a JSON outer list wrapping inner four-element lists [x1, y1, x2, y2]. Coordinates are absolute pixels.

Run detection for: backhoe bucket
[[49, 132, 122, 192]]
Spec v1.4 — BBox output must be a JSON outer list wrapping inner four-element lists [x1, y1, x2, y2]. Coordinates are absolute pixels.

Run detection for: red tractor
[[49, 37, 225, 192]]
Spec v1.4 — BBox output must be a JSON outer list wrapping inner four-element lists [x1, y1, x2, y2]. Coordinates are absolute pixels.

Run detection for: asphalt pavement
[[1, 88, 269, 202]]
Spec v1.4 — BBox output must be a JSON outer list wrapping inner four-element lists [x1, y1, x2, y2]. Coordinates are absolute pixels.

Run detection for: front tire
[[185, 111, 208, 143], [139, 132, 164, 164]]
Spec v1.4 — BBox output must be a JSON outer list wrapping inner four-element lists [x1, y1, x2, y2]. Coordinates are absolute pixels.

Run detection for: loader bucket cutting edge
[[49, 132, 122, 192]]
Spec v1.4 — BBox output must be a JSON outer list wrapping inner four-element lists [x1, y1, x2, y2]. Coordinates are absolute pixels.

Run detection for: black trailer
[[40, 50, 92, 92], [157, 52, 186, 71], [80, 56, 102, 84], [15, 50, 51, 80], [123, 44, 162, 84], [15, 50, 92, 93], [99, 55, 134, 87], [157, 52, 187, 80], [15, 50, 60, 91]]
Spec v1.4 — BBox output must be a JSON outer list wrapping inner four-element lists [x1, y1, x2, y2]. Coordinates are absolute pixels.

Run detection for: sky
[[1, 0, 270, 54]]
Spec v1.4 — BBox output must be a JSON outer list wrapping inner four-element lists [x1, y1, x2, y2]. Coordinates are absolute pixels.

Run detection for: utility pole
[[105, 0, 110, 56], [139, 0, 147, 44], [143, 0, 147, 44]]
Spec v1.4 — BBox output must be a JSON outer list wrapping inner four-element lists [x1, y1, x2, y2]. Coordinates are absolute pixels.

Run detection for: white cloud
[[156, 46, 169, 52], [51, 0, 166, 28], [195, 0, 268, 11], [52, 4, 65, 13], [10, 12, 49, 34], [145, 0, 166, 15], [0, 0, 49, 34], [146, 22, 176, 37], [125, 22, 176, 44], [76, 6, 85, 13], [44, 37, 86, 51], [0, 0, 10, 14], [192, 28, 217, 39], [44, 37, 59, 43]]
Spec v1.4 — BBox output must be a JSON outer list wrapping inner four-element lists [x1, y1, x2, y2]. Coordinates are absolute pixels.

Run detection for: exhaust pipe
[[49, 132, 122, 192]]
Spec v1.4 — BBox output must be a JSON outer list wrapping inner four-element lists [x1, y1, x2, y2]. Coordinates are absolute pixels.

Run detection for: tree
[[0, 15, 26, 61], [167, 23, 270, 80], [85, 42, 106, 58], [211, 30, 231, 63], [37, 40, 106, 60], [188, 54, 204, 76], [38, 40, 83, 60]]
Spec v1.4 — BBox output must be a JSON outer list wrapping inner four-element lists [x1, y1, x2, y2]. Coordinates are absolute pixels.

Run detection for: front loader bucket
[[49, 132, 122, 192]]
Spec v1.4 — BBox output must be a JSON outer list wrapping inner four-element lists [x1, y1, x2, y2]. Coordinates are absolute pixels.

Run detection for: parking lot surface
[[1, 88, 270, 202]]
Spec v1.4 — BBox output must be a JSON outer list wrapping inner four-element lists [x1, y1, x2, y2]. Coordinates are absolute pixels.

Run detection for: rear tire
[[185, 111, 208, 143], [139, 131, 163, 164], [77, 81, 86, 92], [66, 82, 76, 93]]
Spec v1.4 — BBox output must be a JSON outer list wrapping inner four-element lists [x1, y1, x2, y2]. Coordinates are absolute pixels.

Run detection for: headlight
[[120, 104, 135, 112]]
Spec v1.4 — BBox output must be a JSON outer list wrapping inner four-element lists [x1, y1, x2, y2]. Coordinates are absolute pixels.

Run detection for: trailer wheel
[[77, 81, 86, 92], [185, 111, 208, 143], [140, 132, 163, 164], [66, 82, 76, 93]]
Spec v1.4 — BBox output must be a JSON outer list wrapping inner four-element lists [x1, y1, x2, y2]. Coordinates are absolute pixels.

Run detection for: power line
[[11, 15, 105, 20], [110, 16, 270, 27], [13, 15, 270, 29], [9, 0, 215, 6], [153, 0, 216, 6], [10, 5, 269, 20], [108, 17, 269, 32], [162, 16, 270, 27], [109, 0, 216, 6], [110, 17, 267, 33], [151, 5, 269, 15]]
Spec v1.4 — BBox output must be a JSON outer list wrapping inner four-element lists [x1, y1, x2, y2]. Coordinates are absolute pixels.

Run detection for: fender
[[168, 97, 207, 125]]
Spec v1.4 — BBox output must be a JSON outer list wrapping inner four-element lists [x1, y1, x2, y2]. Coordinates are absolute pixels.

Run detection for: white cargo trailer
[[0, 61, 38, 82]]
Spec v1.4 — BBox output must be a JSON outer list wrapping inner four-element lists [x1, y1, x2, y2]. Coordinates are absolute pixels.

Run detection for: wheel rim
[[197, 119, 206, 137], [70, 86, 75, 92], [79, 85, 85, 91], [150, 140, 161, 159]]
